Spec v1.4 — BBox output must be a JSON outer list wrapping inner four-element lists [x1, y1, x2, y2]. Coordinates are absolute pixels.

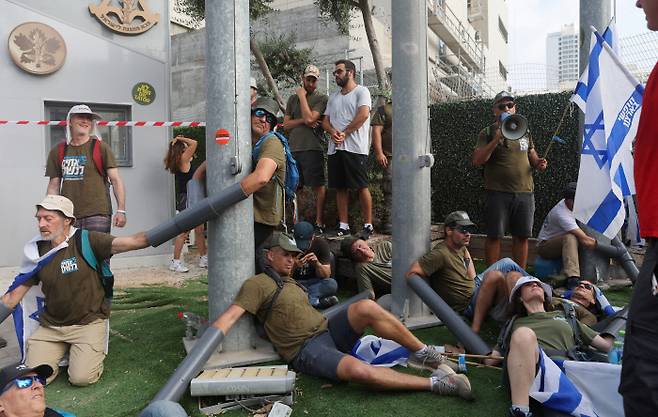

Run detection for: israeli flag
[[351, 335, 409, 367], [571, 28, 643, 239], [6, 229, 75, 359], [531, 349, 623, 417]]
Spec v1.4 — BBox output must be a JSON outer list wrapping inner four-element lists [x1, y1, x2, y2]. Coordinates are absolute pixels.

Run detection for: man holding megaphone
[[472, 91, 548, 270]]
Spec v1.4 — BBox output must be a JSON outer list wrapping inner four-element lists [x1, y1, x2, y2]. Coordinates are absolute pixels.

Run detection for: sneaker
[[430, 364, 473, 400], [317, 296, 339, 309], [359, 224, 374, 240], [335, 226, 351, 237], [169, 259, 189, 273], [314, 224, 326, 235], [408, 345, 459, 372], [199, 255, 208, 268], [509, 407, 533, 417]]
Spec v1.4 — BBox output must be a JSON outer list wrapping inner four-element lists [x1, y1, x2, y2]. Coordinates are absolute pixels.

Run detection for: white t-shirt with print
[[324, 85, 372, 155]]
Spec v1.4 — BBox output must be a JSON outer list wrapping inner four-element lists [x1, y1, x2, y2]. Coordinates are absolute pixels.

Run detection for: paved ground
[[0, 250, 207, 369]]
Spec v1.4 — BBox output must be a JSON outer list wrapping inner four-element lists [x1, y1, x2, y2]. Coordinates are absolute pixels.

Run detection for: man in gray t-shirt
[[322, 59, 373, 239]]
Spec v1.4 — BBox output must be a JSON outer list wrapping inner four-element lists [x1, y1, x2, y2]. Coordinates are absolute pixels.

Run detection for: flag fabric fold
[[351, 335, 409, 367]]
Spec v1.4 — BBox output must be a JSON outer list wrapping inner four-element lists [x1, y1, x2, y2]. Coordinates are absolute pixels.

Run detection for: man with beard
[[406, 211, 527, 333], [283, 65, 329, 234], [46, 104, 126, 233], [0, 195, 149, 386], [322, 60, 373, 239]]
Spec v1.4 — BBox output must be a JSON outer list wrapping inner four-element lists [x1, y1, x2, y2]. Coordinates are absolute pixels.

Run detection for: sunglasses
[[577, 282, 593, 291], [451, 225, 475, 234], [497, 102, 515, 111], [252, 109, 276, 125], [2, 375, 46, 393]]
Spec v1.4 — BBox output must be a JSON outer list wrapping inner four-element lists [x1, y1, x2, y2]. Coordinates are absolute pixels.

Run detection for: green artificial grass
[[43, 277, 632, 417]]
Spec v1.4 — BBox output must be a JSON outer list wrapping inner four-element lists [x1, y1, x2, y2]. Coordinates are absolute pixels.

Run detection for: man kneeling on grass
[[210, 232, 473, 399]]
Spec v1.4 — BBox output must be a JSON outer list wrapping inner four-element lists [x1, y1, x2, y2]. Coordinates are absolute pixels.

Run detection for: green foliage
[[258, 33, 316, 89], [429, 91, 580, 236], [177, 0, 274, 22], [314, 0, 356, 35], [173, 126, 206, 169]]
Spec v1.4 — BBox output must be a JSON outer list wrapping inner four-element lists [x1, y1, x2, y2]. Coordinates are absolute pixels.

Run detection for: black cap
[[564, 182, 577, 200], [293, 221, 314, 252], [493, 91, 515, 104], [0, 363, 53, 389]]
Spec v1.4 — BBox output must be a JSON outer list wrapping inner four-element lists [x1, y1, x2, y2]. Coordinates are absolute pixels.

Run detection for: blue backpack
[[252, 131, 299, 202]]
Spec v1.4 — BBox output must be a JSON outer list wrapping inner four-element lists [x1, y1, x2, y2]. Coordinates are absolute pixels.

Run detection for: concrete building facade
[[1, 0, 173, 269]]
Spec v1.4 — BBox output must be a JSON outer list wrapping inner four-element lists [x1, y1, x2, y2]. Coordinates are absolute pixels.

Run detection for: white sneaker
[[169, 259, 189, 273], [199, 255, 208, 268]]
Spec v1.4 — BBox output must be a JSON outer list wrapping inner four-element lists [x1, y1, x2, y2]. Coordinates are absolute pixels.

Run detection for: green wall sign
[[132, 82, 156, 105]]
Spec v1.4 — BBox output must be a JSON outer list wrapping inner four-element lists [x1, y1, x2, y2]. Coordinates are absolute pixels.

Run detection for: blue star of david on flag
[[581, 111, 608, 168], [28, 296, 45, 321]]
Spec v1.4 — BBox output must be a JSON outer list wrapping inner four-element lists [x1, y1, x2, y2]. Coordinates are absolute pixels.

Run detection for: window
[[45, 101, 133, 166], [499, 61, 508, 81], [498, 17, 508, 44]]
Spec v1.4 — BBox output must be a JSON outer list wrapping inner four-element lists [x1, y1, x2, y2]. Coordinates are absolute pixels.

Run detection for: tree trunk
[[250, 37, 286, 113], [358, 0, 389, 93]]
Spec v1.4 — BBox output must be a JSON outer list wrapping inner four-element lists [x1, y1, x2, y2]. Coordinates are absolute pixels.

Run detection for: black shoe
[[317, 296, 339, 309], [314, 224, 326, 235], [359, 224, 374, 240], [509, 407, 533, 417], [0, 337, 7, 349], [335, 226, 351, 237]]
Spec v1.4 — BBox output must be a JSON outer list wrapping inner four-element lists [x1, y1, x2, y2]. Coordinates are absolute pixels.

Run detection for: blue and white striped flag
[[531, 349, 623, 417], [351, 335, 409, 367], [571, 28, 644, 238]]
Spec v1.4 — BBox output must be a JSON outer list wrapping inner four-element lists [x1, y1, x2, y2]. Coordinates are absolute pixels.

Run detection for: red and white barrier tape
[[0, 120, 206, 127]]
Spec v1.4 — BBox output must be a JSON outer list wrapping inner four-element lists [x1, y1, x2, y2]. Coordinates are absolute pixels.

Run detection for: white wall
[[0, 0, 172, 267]]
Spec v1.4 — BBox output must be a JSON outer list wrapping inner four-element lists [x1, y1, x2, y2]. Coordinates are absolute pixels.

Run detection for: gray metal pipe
[[322, 291, 371, 321], [595, 238, 639, 283], [407, 275, 491, 355], [151, 327, 225, 403], [594, 307, 628, 337], [145, 183, 247, 247]]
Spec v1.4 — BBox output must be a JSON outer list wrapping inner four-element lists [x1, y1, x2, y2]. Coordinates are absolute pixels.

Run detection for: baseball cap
[[303, 64, 320, 79], [37, 195, 75, 220], [564, 181, 577, 200], [252, 97, 279, 119], [68, 104, 101, 120], [265, 232, 303, 253], [0, 363, 53, 389], [293, 221, 315, 252], [250, 76, 257, 90], [493, 91, 515, 104], [509, 276, 552, 303], [444, 211, 475, 228]]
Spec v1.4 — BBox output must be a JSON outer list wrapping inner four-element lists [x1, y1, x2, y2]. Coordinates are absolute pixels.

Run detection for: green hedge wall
[[429, 91, 581, 236]]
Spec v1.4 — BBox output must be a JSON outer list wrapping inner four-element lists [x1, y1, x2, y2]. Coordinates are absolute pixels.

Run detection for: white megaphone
[[500, 112, 528, 141]]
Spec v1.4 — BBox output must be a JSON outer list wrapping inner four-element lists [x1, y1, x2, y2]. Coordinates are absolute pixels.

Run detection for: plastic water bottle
[[617, 330, 625, 363], [608, 340, 623, 364], [457, 354, 467, 373]]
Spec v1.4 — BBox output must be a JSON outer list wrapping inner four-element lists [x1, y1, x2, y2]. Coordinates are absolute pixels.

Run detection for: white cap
[[67, 104, 101, 120], [509, 276, 552, 303], [65, 104, 101, 144], [37, 195, 75, 220]]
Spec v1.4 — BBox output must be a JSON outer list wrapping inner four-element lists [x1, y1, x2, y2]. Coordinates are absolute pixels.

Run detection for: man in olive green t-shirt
[[46, 104, 126, 234], [283, 64, 329, 233], [0, 195, 149, 386], [371, 100, 393, 233], [208, 232, 473, 399], [472, 92, 548, 269]]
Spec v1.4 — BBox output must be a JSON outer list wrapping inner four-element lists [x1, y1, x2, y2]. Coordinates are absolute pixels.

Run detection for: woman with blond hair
[[164, 135, 207, 272]]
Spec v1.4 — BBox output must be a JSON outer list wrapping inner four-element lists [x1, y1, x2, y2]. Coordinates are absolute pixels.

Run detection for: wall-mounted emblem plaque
[[8, 22, 66, 75], [89, 0, 160, 35]]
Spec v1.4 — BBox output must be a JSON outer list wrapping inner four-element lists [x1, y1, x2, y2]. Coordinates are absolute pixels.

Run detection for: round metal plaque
[[8, 22, 67, 75]]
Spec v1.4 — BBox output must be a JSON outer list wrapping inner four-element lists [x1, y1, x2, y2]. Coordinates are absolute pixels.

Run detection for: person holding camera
[[472, 91, 548, 269]]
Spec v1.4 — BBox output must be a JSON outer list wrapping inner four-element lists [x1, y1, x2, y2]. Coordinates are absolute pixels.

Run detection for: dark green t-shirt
[[475, 124, 535, 193], [253, 135, 286, 226], [45, 139, 118, 218], [371, 102, 392, 156], [417, 242, 474, 312], [233, 273, 328, 361], [27, 231, 114, 326], [512, 310, 598, 355], [285, 91, 329, 152]]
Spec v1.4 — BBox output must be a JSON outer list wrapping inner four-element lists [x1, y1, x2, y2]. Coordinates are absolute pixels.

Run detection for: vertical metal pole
[[391, 0, 432, 319], [205, 0, 254, 351]]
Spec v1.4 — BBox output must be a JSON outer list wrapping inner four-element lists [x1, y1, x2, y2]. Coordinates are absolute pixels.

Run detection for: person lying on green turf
[[211, 232, 474, 400], [0, 195, 150, 386]]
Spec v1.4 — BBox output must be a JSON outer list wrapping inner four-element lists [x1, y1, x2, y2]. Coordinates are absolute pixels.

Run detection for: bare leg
[[485, 237, 501, 266], [512, 236, 529, 269], [314, 185, 326, 225], [471, 270, 506, 333], [347, 300, 423, 351], [173, 232, 187, 260], [194, 225, 206, 257], [358, 187, 373, 225], [507, 327, 540, 407], [336, 355, 430, 390], [336, 189, 349, 224]]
